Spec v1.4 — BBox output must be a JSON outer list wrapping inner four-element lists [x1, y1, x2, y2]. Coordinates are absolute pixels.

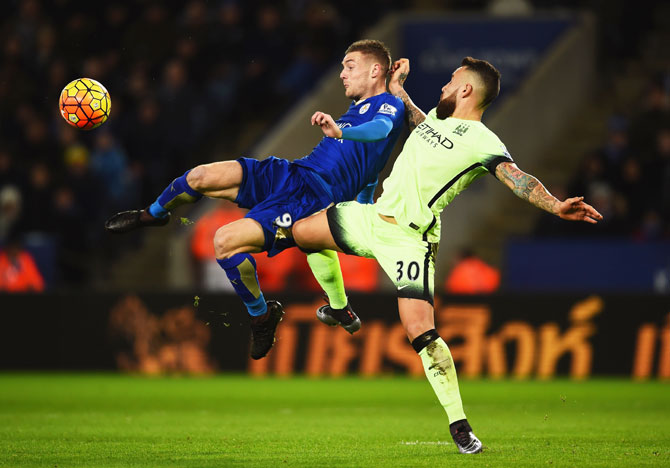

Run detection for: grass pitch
[[0, 374, 668, 468]]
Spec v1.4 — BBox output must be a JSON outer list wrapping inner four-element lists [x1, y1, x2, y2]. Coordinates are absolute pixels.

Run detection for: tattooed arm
[[495, 162, 558, 213], [495, 161, 603, 223], [388, 58, 426, 131]]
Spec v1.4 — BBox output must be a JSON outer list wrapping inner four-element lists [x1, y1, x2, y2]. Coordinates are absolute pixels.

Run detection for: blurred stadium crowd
[[0, 0, 667, 292], [535, 74, 670, 241], [0, 0, 405, 289]]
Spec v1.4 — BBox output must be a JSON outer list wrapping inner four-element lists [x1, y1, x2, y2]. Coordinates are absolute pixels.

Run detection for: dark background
[[1, 292, 667, 377], [0, 0, 667, 291]]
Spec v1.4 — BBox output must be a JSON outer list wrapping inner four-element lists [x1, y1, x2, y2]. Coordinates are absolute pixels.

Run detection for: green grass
[[0, 374, 669, 468]]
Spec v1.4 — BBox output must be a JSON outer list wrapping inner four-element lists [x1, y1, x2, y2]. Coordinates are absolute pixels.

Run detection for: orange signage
[[105, 294, 668, 379], [249, 296, 610, 379]]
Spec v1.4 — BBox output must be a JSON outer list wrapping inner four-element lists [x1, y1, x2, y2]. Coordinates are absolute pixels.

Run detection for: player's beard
[[436, 92, 457, 119]]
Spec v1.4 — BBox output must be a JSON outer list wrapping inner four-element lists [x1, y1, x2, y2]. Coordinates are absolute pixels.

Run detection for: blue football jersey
[[293, 92, 405, 203]]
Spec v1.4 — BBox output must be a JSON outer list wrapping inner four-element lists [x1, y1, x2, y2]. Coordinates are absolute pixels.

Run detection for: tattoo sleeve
[[393, 85, 426, 131], [495, 162, 559, 214]]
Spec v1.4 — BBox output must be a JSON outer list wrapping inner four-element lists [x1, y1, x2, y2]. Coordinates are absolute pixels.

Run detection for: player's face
[[439, 67, 466, 101], [340, 52, 374, 101], [436, 67, 465, 119]]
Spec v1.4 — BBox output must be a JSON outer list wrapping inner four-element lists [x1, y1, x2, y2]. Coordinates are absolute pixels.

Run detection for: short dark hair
[[461, 57, 500, 110], [345, 39, 392, 74]]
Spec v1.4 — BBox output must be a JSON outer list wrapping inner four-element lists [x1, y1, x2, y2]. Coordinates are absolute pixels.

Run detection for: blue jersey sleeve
[[340, 115, 393, 142], [356, 179, 377, 204]]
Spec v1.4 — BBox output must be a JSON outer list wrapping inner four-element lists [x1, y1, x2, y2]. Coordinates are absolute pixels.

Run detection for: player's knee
[[186, 165, 208, 191], [292, 219, 308, 247], [213, 226, 233, 259], [403, 319, 435, 342]]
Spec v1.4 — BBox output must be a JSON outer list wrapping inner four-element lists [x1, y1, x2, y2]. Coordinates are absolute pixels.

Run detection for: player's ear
[[462, 83, 474, 98], [370, 63, 381, 79]]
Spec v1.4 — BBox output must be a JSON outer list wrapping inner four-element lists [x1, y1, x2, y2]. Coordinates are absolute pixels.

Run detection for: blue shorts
[[235, 156, 332, 256]]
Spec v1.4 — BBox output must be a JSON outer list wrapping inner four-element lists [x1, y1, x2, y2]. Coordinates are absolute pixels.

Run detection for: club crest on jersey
[[359, 103, 371, 114], [452, 123, 470, 136], [378, 103, 397, 116]]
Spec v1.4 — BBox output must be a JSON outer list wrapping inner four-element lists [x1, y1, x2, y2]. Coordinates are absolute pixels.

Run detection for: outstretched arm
[[495, 161, 603, 223], [388, 58, 426, 131]]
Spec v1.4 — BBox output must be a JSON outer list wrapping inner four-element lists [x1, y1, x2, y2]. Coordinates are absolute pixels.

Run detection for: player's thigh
[[371, 223, 436, 306], [187, 161, 243, 200], [213, 217, 265, 258], [325, 202, 376, 258], [234, 157, 295, 212], [292, 209, 340, 252]]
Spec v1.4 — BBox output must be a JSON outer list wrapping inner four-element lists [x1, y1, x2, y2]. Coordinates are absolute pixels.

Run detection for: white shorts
[[327, 201, 436, 305]]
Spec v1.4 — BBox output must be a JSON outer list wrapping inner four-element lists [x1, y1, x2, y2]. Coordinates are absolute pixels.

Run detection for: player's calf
[[410, 327, 482, 453], [105, 169, 203, 233]]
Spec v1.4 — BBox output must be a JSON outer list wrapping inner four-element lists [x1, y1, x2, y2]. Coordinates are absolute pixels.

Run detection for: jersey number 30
[[396, 261, 420, 282]]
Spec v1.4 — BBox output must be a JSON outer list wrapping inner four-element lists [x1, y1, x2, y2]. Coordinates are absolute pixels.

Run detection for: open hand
[[557, 196, 603, 223], [311, 111, 342, 139]]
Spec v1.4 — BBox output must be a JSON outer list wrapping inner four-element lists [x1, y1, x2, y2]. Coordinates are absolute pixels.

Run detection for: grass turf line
[[0, 374, 668, 468]]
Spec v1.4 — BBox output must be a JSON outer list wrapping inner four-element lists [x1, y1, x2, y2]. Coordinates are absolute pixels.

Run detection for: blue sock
[[217, 254, 267, 316], [148, 170, 203, 218]]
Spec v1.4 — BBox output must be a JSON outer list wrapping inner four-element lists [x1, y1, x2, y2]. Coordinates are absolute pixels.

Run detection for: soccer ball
[[59, 78, 111, 130]]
